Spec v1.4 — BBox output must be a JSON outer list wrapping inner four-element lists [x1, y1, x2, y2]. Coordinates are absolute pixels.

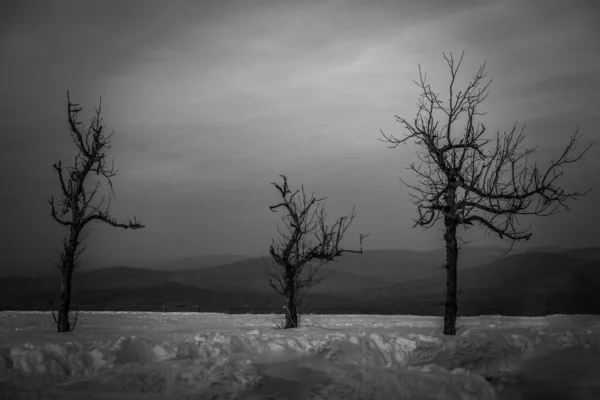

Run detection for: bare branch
[[380, 53, 592, 245], [47, 196, 72, 226], [83, 213, 145, 230], [48, 91, 145, 333], [380, 52, 592, 335], [266, 175, 368, 328]]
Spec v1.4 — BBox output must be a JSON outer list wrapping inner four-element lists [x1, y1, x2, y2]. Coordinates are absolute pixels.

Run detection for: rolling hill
[[362, 251, 600, 315], [316, 245, 511, 282], [76, 254, 252, 273], [168, 257, 398, 294], [3, 247, 599, 316], [129, 254, 253, 271]]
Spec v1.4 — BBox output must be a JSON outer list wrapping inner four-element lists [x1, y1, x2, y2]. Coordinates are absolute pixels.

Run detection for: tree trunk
[[57, 263, 73, 332], [284, 272, 299, 329], [443, 218, 459, 335], [57, 229, 78, 333], [285, 289, 299, 329]]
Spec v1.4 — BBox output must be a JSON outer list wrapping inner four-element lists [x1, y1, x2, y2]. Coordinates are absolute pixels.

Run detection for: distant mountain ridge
[[76, 254, 254, 273], [130, 254, 254, 271], [2, 246, 599, 316]]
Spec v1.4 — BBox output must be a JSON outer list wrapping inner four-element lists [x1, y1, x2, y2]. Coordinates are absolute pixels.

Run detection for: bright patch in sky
[[1, 0, 598, 274]]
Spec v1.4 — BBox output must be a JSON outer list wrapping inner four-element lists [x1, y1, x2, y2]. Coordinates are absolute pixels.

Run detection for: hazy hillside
[[318, 245, 510, 282], [363, 251, 600, 315], [377, 252, 589, 296], [561, 247, 600, 262], [3, 247, 599, 316], [2, 267, 173, 292], [73, 266, 172, 290], [130, 254, 254, 271], [75, 254, 253, 273], [169, 257, 397, 294], [69, 282, 277, 311]]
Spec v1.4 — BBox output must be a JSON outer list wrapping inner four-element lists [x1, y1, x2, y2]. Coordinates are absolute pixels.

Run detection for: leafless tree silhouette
[[380, 52, 592, 335], [47, 91, 145, 332], [265, 175, 368, 328]]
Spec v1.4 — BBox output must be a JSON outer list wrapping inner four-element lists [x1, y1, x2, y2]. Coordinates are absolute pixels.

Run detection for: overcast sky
[[1, 0, 599, 277]]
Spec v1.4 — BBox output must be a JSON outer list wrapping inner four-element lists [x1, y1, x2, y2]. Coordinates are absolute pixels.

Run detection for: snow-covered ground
[[0, 312, 599, 399]]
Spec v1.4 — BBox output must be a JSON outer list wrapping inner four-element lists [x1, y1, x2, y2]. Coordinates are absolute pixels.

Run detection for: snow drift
[[1, 312, 599, 399]]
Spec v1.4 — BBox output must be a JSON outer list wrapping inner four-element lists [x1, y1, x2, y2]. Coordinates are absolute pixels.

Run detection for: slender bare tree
[[47, 91, 145, 332], [380, 52, 592, 335], [265, 175, 368, 328]]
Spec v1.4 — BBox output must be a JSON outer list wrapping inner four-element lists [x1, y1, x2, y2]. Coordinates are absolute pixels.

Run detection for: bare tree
[[265, 175, 368, 328], [47, 91, 145, 332], [380, 52, 592, 335]]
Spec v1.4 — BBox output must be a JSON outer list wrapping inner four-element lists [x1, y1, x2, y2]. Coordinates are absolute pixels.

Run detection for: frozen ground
[[0, 312, 599, 399]]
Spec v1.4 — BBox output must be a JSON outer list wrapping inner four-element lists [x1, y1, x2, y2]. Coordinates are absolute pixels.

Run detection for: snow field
[[0, 312, 599, 399]]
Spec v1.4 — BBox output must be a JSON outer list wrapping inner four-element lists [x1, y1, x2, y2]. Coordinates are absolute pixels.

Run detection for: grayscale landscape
[[1, 0, 599, 399]]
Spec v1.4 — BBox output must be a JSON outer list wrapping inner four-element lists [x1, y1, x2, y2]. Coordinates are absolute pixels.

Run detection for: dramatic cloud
[[1, 0, 598, 276]]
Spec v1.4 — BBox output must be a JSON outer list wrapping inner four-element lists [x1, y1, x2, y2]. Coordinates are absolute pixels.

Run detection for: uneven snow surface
[[0, 312, 599, 399]]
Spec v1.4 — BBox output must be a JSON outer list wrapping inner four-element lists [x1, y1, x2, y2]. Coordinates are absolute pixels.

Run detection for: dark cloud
[[1, 0, 598, 276]]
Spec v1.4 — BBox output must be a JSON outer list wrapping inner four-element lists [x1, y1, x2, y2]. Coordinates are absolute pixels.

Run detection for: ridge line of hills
[[4, 246, 599, 316]]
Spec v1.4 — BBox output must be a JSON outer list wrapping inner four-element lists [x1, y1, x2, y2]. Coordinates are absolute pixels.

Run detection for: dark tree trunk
[[57, 261, 73, 332], [284, 275, 299, 329], [57, 229, 78, 332], [443, 217, 459, 335], [285, 293, 299, 329]]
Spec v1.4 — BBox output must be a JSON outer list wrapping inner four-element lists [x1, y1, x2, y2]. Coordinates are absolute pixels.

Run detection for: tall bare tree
[[380, 52, 592, 335], [265, 175, 368, 328], [47, 91, 145, 332]]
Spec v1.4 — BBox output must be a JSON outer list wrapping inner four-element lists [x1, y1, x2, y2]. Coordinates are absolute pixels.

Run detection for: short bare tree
[[47, 91, 145, 332], [265, 175, 368, 328], [380, 52, 592, 335]]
